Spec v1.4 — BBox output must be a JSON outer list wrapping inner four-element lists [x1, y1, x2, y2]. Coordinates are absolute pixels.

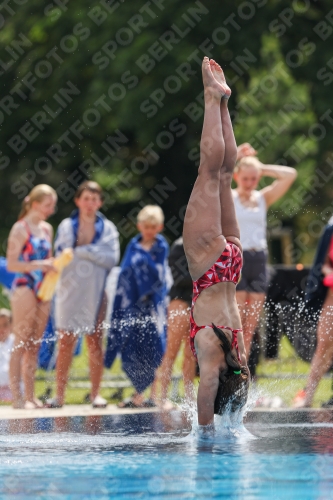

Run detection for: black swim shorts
[[237, 250, 268, 293]]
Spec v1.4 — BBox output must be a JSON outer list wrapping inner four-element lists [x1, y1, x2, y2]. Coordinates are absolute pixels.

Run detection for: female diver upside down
[[183, 57, 249, 430]]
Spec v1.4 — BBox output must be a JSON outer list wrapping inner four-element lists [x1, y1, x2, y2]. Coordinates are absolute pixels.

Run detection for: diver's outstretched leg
[[183, 57, 230, 281], [210, 59, 240, 243], [210, 60, 246, 366]]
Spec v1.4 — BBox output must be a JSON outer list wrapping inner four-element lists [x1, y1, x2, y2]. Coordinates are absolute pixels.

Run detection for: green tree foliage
[[0, 0, 332, 260], [233, 34, 318, 261]]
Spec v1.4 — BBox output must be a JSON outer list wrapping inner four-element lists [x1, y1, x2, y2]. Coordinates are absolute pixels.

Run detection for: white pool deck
[[0, 404, 329, 421], [0, 404, 160, 420]]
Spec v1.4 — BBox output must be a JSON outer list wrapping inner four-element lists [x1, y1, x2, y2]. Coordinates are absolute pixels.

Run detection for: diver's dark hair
[[212, 324, 249, 415]]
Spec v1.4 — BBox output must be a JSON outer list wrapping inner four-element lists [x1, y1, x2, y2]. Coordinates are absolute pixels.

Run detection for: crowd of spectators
[[1, 168, 333, 410]]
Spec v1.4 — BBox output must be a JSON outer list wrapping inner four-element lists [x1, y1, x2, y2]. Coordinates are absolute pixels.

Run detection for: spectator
[[105, 205, 169, 408], [7, 184, 57, 409], [46, 181, 120, 408], [233, 143, 297, 361], [0, 309, 14, 402], [293, 216, 333, 407], [0, 257, 58, 375], [153, 237, 196, 408]]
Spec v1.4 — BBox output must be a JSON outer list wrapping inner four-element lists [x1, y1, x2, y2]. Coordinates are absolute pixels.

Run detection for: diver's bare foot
[[202, 57, 227, 99], [210, 59, 231, 99]]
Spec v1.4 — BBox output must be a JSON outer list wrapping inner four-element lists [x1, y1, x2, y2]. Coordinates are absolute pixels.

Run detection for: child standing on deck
[[105, 205, 169, 408], [46, 181, 120, 409], [7, 184, 57, 409]]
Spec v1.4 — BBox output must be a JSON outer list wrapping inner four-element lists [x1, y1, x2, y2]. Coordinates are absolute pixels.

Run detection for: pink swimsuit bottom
[[190, 241, 243, 359]]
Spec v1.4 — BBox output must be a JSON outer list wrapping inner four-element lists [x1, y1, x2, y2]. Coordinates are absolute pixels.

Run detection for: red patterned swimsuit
[[190, 241, 243, 358]]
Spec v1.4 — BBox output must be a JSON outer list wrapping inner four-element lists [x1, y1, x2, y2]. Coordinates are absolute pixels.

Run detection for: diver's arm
[[197, 362, 219, 426]]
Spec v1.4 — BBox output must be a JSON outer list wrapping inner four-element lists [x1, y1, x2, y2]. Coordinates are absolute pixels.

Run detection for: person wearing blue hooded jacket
[[105, 205, 169, 408]]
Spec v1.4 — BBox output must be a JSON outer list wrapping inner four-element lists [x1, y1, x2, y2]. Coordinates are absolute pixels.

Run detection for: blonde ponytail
[[18, 184, 57, 220]]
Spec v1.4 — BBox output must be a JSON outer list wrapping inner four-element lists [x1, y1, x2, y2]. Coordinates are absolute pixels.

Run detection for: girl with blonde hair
[[233, 144, 297, 363], [7, 184, 57, 408]]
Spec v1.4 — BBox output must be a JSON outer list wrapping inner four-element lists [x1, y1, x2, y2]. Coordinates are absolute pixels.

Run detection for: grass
[[3, 336, 333, 408], [255, 336, 332, 407]]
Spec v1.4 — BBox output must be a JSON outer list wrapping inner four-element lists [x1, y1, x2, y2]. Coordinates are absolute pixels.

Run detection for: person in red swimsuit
[[183, 57, 249, 430], [293, 230, 333, 408]]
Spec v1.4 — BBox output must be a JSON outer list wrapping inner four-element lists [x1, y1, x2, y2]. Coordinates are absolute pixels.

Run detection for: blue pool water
[[0, 411, 333, 499]]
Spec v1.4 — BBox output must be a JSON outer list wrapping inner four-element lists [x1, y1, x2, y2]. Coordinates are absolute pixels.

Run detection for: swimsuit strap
[[217, 325, 242, 362], [22, 219, 50, 241], [41, 224, 51, 242], [22, 219, 31, 235]]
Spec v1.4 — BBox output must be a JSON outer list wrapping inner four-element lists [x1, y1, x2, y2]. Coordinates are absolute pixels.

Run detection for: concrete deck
[[0, 404, 159, 420], [0, 404, 332, 422]]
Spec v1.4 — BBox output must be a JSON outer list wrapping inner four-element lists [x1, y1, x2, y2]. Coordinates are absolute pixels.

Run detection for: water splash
[[10, 296, 320, 355]]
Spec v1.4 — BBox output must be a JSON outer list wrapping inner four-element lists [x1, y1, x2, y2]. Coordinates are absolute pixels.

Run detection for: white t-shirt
[[0, 334, 14, 387], [233, 190, 267, 251]]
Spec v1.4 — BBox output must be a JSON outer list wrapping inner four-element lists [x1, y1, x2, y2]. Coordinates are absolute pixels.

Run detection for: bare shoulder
[[7, 221, 28, 252], [9, 220, 28, 238], [41, 221, 53, 239]]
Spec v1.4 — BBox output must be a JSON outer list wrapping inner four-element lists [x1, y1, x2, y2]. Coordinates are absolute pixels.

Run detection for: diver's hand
[[198, 423, 215, 438]]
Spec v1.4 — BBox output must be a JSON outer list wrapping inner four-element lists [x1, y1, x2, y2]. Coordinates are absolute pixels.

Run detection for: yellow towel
[[37, 248, 74, 302]]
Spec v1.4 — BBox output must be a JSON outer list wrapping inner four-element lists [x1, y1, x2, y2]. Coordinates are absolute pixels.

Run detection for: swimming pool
[[0, 410, 332, 499]]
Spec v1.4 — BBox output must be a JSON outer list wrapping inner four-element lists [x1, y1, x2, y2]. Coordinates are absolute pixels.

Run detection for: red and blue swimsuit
[[190, 241, 243, 358], [12, 221, 52, 300]]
